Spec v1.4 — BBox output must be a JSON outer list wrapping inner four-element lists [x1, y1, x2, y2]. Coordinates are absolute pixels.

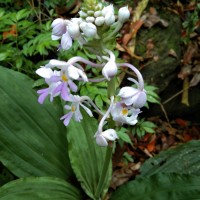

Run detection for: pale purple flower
[[51, 70, 78, 101], [37, 82, 60, 104], [37, 60, 88, 101], [118, 86, 147, 108], [36, 67, 61, 104], [60, 95, 93, 126], [45, 60, 88, 82], [111, 103, 140, 125]]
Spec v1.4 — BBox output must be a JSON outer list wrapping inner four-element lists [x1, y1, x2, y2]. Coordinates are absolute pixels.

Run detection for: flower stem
[[117, 63, 144, 90], [107, 77, 116, 97], [95, 146, 113, 199]]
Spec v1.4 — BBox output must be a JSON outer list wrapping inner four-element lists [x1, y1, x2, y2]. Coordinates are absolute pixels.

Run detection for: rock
[[134, 11, 181, 92], [133, 9, 200, 122]]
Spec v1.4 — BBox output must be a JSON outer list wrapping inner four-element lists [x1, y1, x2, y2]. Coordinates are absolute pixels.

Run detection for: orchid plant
[[35, 0, 146, 198]]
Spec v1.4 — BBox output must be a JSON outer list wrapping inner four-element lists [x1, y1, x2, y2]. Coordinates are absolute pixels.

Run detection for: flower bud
[[118, 87, 147, 108], [80, 22, 97, 37], [104, 13, 115, 25], [51, 18, 67, 40], [79, 11, 87, 18], [67, 22, 81, 39], [87, 10, 94, 16], [95, 16, 105, 26], [94, 10, 102, 17], [102, 59, 118, 80], [118, 6, 130, 23], [102, 129, 118, 141], [102, 5, 114, 16], [86, 16, 95, 23], [95, 134, 108, 146], [95, 129, 118, 146]]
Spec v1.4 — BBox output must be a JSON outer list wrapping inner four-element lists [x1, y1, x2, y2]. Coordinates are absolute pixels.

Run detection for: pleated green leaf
[[139, 140, 200, 178], [0, 177, 82, 200], [0, 67, 72, 179], [111, 173, 200, 200], [67, 110, 111, 200]]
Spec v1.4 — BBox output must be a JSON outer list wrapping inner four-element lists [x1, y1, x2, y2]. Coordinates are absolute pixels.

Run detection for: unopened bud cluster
[[36, 0, 146, 147], [51, 0, 130, 53]]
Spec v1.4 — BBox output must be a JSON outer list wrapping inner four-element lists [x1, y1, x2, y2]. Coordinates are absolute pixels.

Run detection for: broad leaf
[[67, 110, 111, 200], [0, 177, 82, 199], [139, 140, 200, 177], [0, 67, 72, 179], [111, 173, 200, 200]]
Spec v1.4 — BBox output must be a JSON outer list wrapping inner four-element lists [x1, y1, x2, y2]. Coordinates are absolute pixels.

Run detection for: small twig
[[160, 103, 171, 126], [162, 85, 191, 105]]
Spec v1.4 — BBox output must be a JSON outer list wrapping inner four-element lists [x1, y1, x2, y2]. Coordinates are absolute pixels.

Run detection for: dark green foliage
[[0, 177, 82, 200], [139, 140, 200, 177], [0, 66, 72, 179], [0, 1, 58, 76], [67, 109, 111, 199], [110, 173, 200, 200]]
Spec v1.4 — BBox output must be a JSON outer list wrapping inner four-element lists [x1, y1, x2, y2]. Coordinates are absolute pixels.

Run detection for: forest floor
[[108, 0, 200, 189]]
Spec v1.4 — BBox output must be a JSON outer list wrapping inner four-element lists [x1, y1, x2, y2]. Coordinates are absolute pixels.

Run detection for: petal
[[36, 67, 53, 79], [60, 112, 73, 126], [118, 87, 138, 98], [47, 59, 68, 68], [49, 75, 61, 83], [74, 105, 83, 122], [67, 65, 79, 80], [95, 134, 108, 146], [51, 18, 67, 36], [131, 91, 147, 108], [61, 83, 70, 101], [51, 18, 64, 28], [51, 35, 61, 40], [80, 103, 93, 117], [101, 129, 118, 141], [127, 118, 138, 125], [37, 88, 49, 94], [37, 89, 49, 104], [53, 83, 63, 95], [68, 80, 78, 92], [61, 32, 72, 50]]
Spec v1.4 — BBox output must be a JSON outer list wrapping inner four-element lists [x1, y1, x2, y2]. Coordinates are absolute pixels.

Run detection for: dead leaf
[[175, 118, 189, 127], [178, 64, 192, 79], [168, 49, 178, 58], [147, 135, 156, 152], [143, 7, 169, 29], [183, 42, 197, 64], [110, 162, 141, 189], [190, 73, 200, 86], [2, 25, 17, 40]]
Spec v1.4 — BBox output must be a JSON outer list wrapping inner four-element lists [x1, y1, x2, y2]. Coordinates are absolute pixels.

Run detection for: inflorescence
[[36, 0, 147, 147]]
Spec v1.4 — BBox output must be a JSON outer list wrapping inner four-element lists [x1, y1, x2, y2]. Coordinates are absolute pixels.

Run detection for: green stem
[[95, 146, 113, 199], [107, 77, 116, 98], [95, 78, 116, 199]]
